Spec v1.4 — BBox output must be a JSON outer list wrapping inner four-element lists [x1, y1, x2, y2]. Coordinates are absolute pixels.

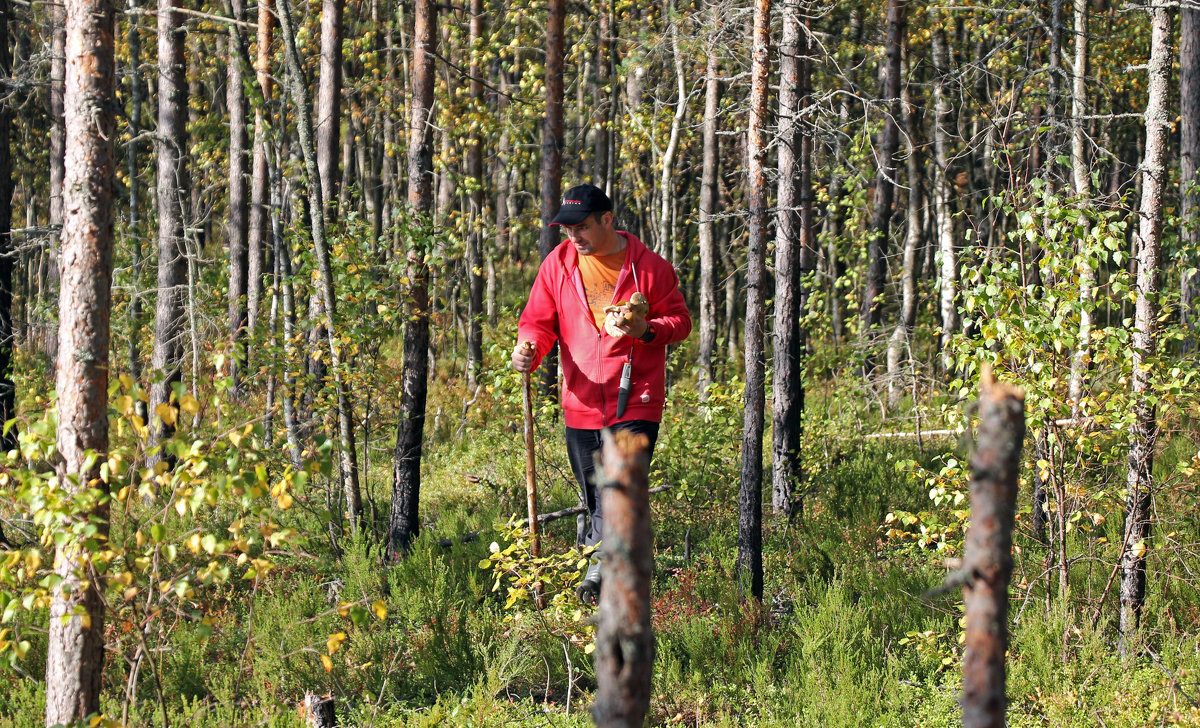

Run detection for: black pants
[[565, 420, 660, 549]]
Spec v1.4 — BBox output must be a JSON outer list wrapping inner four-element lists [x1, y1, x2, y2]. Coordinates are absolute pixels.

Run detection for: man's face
[[560, 212, 613, 256]]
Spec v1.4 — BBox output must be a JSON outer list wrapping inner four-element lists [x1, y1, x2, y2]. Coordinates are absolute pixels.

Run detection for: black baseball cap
[[550, 184, 613, 226]]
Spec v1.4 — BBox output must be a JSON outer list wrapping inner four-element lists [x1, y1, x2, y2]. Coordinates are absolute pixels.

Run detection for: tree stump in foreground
[[592, 428, 654, 728], [300, 692, 336, 728], [962, 369, 1025, 728]]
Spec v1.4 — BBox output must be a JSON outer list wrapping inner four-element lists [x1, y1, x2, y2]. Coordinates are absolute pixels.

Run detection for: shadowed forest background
[[0, 0, 1198, 724]]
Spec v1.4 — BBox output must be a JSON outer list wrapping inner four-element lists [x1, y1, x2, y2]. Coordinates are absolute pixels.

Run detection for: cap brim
[[549, 208, 591, 226]]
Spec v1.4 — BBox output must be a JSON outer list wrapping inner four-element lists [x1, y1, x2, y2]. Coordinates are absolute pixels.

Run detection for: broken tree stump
[[300, 692, 336, 727], [591, 428, 654, 728], [962, 369, 1025, 728]]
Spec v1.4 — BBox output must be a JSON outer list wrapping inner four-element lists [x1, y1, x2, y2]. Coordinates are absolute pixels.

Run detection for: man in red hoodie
[[512, 184, 691, 604]]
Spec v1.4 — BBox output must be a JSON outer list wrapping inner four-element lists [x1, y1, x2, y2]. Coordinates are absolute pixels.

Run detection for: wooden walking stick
[[520, 341, 541, 560]]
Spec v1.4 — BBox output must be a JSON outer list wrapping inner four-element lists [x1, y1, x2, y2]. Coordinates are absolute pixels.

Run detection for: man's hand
[[603, 292, 649, 338], [511, 340, 537, 373]]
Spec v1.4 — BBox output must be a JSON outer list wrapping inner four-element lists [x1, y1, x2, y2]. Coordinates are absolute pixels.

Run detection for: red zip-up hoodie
[[517, 231, 692, 429]]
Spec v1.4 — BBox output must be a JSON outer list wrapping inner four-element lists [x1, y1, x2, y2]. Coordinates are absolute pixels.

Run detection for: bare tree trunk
[[860, 0, 905, 354], [656, 10, 686, 263], [738, 0, 770, 602], [930, 18, 958, 374], [227, 0, 250, 397], [126, 0, 147, 423], [771, 0, 808, 518], [149, 0, 189, 458], [593, 3, 613, 188], [1182, 3, 1199, 350], [961, 371, 1025, 728], [1120, 5, 1171, 640], [696, 6, 720, 401], [317, 0, 344, 221], [388, 0, 437, 556], [45, 1, 65, 367], [1067, 0, 1093, 420], [44, 0, 116, 718], [537, 0, 565, 399], [886, 48, 920, 412], [465, 0, 484, 388], [275, 0, 362, 528], [272, 156, 304, 469], [247, 0, 274, 334], [0, 0, 14, 449], [591, 430, 654, 728]]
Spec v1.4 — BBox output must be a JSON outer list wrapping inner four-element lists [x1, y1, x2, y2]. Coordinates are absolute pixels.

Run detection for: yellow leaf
[[118, 486, 130, 502], [372, 600, 387, 621], [326, 631, 347, 655], [276, 491, 293, 510], [320, 654, 333, 672], [175, 498, 188, 517], [1132, 541, 1148, 559], [228, 429, 244, 447], [119, 373, 133, 390], [155, 403, 177, 428], [80, 613, 91, 629], [180, 394, 200, 416]]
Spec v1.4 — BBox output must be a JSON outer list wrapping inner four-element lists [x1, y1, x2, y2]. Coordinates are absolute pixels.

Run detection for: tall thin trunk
[[887, 48, 920, 411], [1181, 4, 1199, 350], [465, 0, 484, 388], [227, 0, 250, 397], [273, 156, 304, 469], [247, 0, 274, 334], [738, 0, 770, 602], [1067, 0, 1093, 420], [537, 0, 565, 399], [656, 10, 686, 265], [149, 0, 189, 457], [45, 0, 65, 366], [389, 0, 437, 556], [860, 0, 905, 349], [593, 3, 613, 188], [930, 19, 958, 374], [771, 0, 806, 518], [317, 0, 344, 221], [0, 0, 13, 449], [44, 0, 116, 717], [275, 0, 362, 528], [126, 0, 146, 423], [696, 6, 721, 401], [1119, 5, 1171, 639]]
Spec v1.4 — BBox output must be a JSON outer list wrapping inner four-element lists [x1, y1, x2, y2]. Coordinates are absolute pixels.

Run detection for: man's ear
[[601, 211, 614, 228]]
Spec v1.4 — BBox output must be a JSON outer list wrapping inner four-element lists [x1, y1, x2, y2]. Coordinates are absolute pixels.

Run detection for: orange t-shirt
[[578, 248, 626, 329]]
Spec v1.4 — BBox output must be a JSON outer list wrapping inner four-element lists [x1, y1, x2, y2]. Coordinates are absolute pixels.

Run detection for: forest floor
[[2, 350, 1200, 728]]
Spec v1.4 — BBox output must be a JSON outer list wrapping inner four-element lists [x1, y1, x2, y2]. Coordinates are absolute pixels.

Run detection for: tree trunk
[[656, 11, 686, 264], [537, 0, 565, 399], [961, 371, 1024, 728], [860, 0, 905, 353], [593, 3, 613, 188], [771, 0, 807, 519], [0, 0, 13, 449], [317, 0, 344, 221], [388, 0, 437, 556], [887, 50, 920, 411], [465, 0, 484, 388], [738, 0, 770, 602], [696, 8, 720, 401], [126, 0, 146, 424], [44, 0, 116, 718], [45, 1, 65, 367], [930, 18, 958, 374], [275, 0, 362, 528], [227, 0, 250, 397], [1067, 0, 1093, 420], [591, 431, 655, 728], [1182, 3, 1199, 350], [1119, 5, 1170, 639], [247, 0, 274, 334], [149, 0, 189, 458]]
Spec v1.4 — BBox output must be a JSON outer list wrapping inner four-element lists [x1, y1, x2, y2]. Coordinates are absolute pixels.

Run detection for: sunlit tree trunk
[[738, 0, 770, 601], [1120, 5, 1170, 640], [1182, 3, 1199, 350], [537, 0, 565, 398], [656, 7, 685, 264], [465, 0, 484, 388], [1067, 0, 1093, 421], [44, 0, 116, 718], [0, 0, 13, 449], [45, 1, 65, 367], [317, 0, 344, 221], [227, 0, 250, 397], [247, 0, 274, 334], [149, 0, 189, 458], [126, 0, 147, 423], [696, 3, 721, 401], [389, 0, 437, 556], [930, 18, 958, 374], [886, 48, 920, 412]]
